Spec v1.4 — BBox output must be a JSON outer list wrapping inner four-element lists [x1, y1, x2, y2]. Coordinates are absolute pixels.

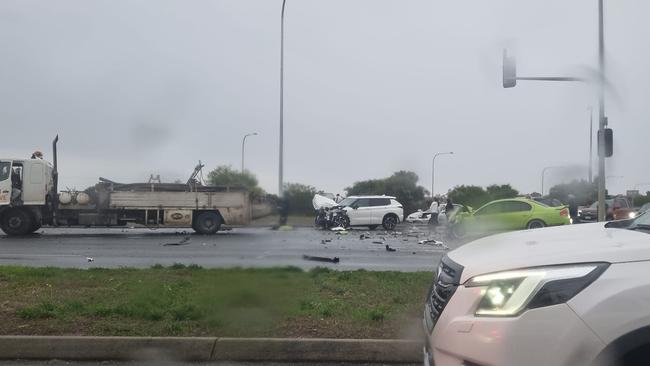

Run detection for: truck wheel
[[1, 208, 34, 236], [193, 212, 221, 235]]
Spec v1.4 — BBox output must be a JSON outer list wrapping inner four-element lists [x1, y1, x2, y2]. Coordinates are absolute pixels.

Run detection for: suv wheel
[[382, 214, 398, 231]]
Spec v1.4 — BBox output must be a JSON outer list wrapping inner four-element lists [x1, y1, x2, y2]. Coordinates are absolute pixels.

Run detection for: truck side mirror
[[503, 49, 517, 88], [598, 128, 613, 157]]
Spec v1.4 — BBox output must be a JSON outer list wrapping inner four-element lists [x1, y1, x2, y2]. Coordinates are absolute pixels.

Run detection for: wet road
[[0, 225, 458, 271]]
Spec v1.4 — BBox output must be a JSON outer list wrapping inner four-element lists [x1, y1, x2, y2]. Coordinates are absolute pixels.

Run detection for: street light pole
[[431, 152, 453, 197], [241, 132, 258, 172], [278, 0, 287, 197], [596, 0, 607, 222], [588, 107, 593, 184], [541, 166, 562, 196]]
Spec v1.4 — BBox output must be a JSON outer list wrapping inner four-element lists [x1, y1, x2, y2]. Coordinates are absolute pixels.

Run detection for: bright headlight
[[629, 212, 637, 219], [466, 264, 608, 317]]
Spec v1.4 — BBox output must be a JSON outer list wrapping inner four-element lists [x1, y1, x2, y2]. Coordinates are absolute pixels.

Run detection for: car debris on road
[[162, 236, 191, 246], [385, 245, 397, 252], [302, 254, 340, 263]]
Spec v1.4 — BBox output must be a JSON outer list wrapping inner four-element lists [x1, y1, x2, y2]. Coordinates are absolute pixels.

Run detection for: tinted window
[[615, 199, 629, 208], [0, 162, 9, 181], [502, 201, 532, 212], [476, 202, 503, 215], [354, 198, 371, 208], [370, 198, 390, 206]]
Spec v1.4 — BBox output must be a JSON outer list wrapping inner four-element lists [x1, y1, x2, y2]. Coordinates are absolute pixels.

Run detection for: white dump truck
[[0, 137, 251, 236]]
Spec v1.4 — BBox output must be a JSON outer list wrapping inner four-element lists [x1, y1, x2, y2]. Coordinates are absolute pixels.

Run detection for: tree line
[[205, 165, 647, 215]]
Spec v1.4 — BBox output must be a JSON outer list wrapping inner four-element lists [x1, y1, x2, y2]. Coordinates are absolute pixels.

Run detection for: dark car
[[579, 196, 636, 221]]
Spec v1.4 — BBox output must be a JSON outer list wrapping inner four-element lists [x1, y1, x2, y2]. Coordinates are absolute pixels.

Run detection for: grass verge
[[0, 265, 432, 339]]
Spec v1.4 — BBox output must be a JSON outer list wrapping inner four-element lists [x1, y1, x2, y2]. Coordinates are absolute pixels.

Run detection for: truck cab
[[0, 158, 54, 235]]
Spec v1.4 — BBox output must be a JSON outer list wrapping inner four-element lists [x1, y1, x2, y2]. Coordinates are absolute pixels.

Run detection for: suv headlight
[[465, 263, 608, 317]]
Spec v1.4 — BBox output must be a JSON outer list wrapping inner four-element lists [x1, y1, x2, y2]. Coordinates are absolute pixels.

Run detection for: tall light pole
[[431, 152, 453, 197], [241, 132, 258, 172], [503, 0, 608, 221], [588, 107, 594, 184], [596, 0, 607, 222], [278, 0, 287, 197], [541, 166, 562, 196]]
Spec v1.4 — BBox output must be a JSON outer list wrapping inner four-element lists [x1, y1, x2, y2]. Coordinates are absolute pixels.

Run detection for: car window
[[615, 199, 628, 208], [476, 202, 503, 215], [370, 198, 390, 206], [502, 201, 532, 213], [354, 198, 371, 208], [0, 162, 10, 181]]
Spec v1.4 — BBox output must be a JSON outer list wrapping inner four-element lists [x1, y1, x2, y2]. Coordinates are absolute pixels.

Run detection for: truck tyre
[[193, 212, 221, 235], [1, 208, 34, 236]]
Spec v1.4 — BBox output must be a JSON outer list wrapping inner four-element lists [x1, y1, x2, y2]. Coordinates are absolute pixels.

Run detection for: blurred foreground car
[[449, 198, 570, 239], [638, 203, 650, 215], [424, 213, 650, 366]]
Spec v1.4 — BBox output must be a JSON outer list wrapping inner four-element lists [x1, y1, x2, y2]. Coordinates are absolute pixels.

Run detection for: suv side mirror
[[503, 49, 517, 88]]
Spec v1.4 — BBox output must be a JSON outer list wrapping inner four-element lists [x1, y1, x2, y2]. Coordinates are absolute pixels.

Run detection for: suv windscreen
[[337, 197, 356, 207]]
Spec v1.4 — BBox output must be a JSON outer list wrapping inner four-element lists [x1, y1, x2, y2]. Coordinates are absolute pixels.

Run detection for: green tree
[[447, 185, 490, 209], [448, 184, 519, 209], [207, 165, 264, 198], [548, 179, 597, 206], [346, 171, 427, 214], [283, 183, 318, 215], [485, 184, 519, 201]]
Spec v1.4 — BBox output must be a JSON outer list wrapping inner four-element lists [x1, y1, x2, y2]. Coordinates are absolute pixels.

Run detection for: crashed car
[[406, 209, 433, 224], [406, 204, 466, 225]]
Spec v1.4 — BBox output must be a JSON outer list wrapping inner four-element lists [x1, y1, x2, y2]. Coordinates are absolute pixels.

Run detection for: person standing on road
[[568, 194, 579, 223], [428, 197, 440, 226]]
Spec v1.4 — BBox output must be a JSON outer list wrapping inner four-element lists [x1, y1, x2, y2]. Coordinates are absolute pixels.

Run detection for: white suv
[[424, 213, 650, 366], [335, 195, 403, 230]]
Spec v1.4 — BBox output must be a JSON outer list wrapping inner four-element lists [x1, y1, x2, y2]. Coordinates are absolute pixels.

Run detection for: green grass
[[0, 266, 432, 339]]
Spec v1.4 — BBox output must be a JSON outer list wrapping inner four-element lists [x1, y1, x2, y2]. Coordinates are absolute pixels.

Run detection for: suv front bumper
[[424, 285, 605, 366]]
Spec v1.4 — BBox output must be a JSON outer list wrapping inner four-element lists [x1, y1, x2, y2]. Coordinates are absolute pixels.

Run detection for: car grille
[[425, 255, 463, 333]]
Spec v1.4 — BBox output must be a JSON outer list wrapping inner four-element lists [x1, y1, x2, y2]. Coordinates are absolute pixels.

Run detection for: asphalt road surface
[[0, 225, 459, 271]]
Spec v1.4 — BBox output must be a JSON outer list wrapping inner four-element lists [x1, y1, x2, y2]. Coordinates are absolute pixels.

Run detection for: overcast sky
[[1, 0, 648, 197]]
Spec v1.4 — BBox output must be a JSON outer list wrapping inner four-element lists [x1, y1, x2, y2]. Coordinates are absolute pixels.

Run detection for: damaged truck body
[[0, 136, 251, 236]]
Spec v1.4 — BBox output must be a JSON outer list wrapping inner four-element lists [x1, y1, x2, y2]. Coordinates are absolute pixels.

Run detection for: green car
[[449, 198, 571, 239]]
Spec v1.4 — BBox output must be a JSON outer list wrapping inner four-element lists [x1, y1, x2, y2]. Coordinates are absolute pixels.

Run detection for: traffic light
[[598, 128, 613, 157], [502, 49, 517, 88]]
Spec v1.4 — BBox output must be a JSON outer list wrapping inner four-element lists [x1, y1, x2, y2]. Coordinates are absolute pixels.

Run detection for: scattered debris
[[331, 226, 346, 231], [359, 234, 371, 240], [302, 255, 340, 263], [320, 239, 332, 245], [163, 237, 191, 246], [86, 257, 94, 262], [372, 241, 384, 245], [385, 245, 396, 252]]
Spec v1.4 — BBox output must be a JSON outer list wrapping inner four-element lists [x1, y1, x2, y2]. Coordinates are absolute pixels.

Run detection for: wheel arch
[[593, 326, 650, 366]]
